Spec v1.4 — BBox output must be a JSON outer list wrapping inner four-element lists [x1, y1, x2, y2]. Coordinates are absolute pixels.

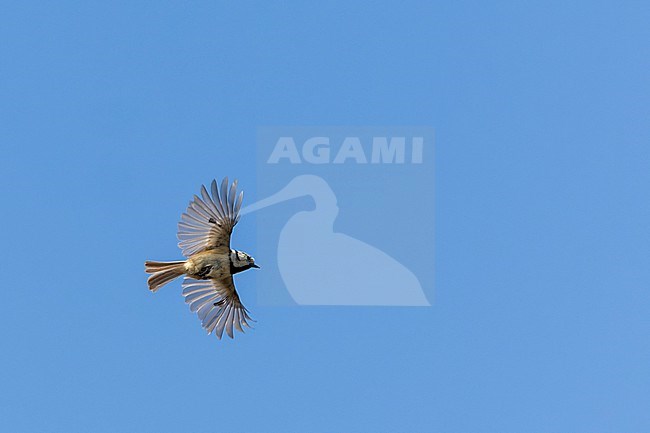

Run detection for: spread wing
[[177, 177, 244, 257], [181, 276, 254, 339]]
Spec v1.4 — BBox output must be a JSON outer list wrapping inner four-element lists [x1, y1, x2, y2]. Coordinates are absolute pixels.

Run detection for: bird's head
[[230, 249, 260, 273]]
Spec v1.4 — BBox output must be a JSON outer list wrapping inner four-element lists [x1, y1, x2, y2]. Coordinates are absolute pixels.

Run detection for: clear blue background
[[1, 2, 648, 432]]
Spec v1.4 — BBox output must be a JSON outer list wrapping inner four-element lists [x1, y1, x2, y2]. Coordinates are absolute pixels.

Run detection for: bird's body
[[184, 249, 258, 279], [185, 250, 229, 280], [144, 178, 258, 340]]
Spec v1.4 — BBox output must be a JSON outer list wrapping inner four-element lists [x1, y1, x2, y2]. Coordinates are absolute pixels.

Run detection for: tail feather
[[145, 260, 186, 292]]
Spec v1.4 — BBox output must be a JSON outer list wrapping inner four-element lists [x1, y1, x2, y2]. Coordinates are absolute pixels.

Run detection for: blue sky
[[1, 1, 649, 432]]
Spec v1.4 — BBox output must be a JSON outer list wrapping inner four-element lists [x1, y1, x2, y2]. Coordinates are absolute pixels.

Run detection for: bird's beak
[[251, 264, 260, 269]]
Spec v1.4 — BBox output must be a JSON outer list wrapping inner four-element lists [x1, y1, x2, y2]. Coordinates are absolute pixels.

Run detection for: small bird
[[145, 177, 259, 339]]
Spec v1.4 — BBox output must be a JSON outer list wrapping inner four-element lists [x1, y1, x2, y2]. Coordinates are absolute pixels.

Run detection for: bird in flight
[[145, 177, 259, 339]]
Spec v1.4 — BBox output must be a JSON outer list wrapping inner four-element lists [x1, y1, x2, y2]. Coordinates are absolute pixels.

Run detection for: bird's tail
[[145, 260, 186, 293]]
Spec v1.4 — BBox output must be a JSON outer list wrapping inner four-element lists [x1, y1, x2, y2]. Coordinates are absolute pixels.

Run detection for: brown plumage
[[144, 177, 259, 339]]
